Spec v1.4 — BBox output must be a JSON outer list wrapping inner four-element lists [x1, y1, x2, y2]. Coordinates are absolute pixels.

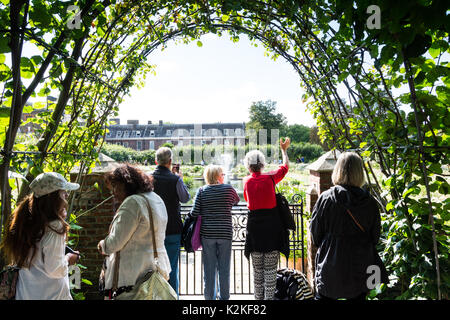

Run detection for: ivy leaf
[[29, 1, 53, 29], [403, 34, 432, 59]]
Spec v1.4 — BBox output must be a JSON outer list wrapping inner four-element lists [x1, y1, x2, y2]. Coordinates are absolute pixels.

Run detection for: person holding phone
[[1, 172, 80, 300], [151, 147, 190, 295]]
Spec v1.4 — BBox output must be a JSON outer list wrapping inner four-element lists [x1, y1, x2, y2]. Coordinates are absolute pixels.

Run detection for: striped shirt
[[190, 184, 240, 240]]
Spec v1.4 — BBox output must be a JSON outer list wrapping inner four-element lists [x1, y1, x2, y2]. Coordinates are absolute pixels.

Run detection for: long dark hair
[[105, 163, 153, 197], [1, 191, 69, 268]]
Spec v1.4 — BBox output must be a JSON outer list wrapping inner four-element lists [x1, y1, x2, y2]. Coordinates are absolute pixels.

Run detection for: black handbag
[[181, 214, 197, 253], [271, 176, 296, 231]]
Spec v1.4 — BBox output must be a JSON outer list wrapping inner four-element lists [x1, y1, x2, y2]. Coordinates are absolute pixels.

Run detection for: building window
[[123, 131, 130, 138], [136, 131, 141, 137], [166, 130, 172, 136], [117, 131, 122, 138], [123, 142, 129, 148], [190, 129, 194, 136], [149, 141, 155, 149], [150, 130, 155, 136], [178, 140, 183, 147], [137, 141, 142, 151], [116, 142, 122, 146]]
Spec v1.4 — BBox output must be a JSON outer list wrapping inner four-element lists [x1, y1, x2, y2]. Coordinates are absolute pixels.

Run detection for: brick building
[[105, 119, 246, 151]]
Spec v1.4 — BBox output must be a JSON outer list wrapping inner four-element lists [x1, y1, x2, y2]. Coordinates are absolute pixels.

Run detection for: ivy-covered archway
[[0, 0, 448, 299]]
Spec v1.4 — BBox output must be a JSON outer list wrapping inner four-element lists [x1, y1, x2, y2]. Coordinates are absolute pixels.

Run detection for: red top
[[243, 164, 289, 211]]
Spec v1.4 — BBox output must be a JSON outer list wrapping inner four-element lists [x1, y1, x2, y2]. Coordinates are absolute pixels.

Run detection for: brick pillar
[[305, 169, 333, 293], [70, 173, 114, 300], [306, 186, 318, 291]]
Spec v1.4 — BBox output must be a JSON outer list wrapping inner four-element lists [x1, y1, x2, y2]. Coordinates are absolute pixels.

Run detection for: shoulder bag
[[345, 208, 389, 285], [270, 176, 296, 230], [181, 188, 203, 252], [112, 194, 177, 300]]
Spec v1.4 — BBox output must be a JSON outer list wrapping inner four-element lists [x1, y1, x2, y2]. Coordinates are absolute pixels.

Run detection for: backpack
[[275, 268, 314, 300]]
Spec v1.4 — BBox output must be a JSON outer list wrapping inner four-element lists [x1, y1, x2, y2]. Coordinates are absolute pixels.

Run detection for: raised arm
[[280, 137, 291, 168]]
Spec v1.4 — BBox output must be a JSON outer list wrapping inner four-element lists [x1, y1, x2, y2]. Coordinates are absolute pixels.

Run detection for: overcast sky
[[118, 33, 316, 127]]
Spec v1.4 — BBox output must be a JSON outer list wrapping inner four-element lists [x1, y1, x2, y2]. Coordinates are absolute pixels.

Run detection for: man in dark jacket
[[310, 152, 387, 300], [151, 147, 190, 295]]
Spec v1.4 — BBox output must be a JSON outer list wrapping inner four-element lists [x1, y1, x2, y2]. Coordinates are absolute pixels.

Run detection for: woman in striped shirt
[[190, 165, 240, 300]]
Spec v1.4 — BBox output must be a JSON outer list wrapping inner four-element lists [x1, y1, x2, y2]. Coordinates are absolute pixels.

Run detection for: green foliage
[[161, 142, 175, 149], [287, 142, 324, 163], [281, 124, 311, 144], [246, 100, 287, 141], [0, 0, 447, 300], [100, 143, 155, 164]]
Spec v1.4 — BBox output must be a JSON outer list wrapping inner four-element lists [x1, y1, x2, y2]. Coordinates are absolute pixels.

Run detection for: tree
[[246, 100, 286, 142], [282, 124, 310, 144], [309, 126, 330, 151]]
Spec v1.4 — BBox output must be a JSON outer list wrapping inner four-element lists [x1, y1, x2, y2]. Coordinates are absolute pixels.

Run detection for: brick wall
[[70, 173, 114, 300], [309, 170, 333, 195]]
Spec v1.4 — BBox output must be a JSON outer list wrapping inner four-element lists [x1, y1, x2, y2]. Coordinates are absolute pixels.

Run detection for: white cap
[[29, 172, 80, 198]]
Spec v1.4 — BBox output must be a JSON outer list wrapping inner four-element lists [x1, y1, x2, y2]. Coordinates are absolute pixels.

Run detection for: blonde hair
[[203, 165, 223, 185], [331, 152, 366, 187], [244, 150, 266, 173]]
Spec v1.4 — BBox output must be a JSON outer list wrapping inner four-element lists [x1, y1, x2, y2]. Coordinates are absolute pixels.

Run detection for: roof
[[306, 150, 342, 172], [105, 122, 246, 139]]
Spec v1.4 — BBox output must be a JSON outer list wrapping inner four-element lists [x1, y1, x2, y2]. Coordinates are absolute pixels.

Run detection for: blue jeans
[[201, 237, 232, 300], [164, 234, 181, 295]]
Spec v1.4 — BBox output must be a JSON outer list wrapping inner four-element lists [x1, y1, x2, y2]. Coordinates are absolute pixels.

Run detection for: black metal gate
[[179, 198, 306, 296]]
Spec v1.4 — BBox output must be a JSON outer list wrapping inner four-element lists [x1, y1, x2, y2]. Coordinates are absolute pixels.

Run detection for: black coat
[[244, 207, 290, 259], [310, 185, 384, 299], [152, 166, 182, 235]]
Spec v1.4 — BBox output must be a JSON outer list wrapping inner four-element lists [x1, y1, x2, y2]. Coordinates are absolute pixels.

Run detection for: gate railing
[[178, 197, 306, 296]]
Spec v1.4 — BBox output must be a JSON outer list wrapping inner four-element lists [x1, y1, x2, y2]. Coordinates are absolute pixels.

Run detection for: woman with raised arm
[[243, 137, 291, 300]]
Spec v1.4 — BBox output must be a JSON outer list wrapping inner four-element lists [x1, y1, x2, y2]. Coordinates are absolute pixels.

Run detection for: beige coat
[[99, 192, 171, 290]]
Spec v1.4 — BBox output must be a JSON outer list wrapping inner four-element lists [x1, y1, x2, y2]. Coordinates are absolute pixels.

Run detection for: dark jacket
[[310, 185, 382, 299], [152, 166, 182, 235], [244, 207, 290, 259]]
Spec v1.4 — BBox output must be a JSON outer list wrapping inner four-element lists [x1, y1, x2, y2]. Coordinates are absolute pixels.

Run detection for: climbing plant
[[0, 0, 448, 299]]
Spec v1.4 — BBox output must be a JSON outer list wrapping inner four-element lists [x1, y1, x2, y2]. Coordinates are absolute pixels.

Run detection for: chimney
[[159, 120, 163, 126], [127, 120, 139, 125], [148, 121, 152, 124]]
